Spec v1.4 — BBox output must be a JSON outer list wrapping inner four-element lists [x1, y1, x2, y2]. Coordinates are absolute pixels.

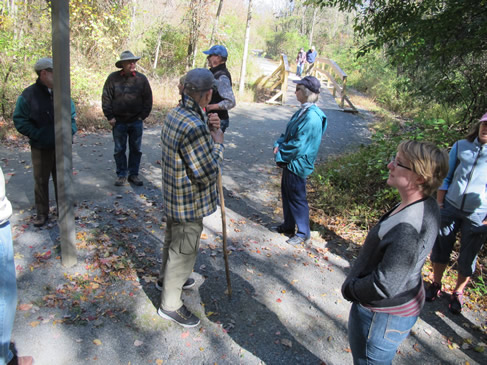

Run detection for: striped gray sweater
[[342, 196, 440, 309]]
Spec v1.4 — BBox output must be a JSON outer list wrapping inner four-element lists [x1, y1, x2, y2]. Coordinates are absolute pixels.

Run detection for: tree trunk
[[153, 31, 161, 69], [208, 0, 224, 48], [187, 0, 206, 70], [239, 0, 252, 95], [309, 6, 318, 48]]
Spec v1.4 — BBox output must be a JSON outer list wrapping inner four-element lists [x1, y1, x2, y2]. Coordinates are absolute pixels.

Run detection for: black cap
[[293, 76, 321, 94]]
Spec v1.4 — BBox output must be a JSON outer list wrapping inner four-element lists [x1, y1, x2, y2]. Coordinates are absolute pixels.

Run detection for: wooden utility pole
[[52, 0, 77, 267], [238, 0, 252, 95]]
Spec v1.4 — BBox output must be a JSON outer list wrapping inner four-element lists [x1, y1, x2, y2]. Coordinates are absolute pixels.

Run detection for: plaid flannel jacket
[[161, 95, 224, 222]]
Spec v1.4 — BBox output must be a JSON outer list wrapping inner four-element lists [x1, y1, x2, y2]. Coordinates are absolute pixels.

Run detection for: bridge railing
[[254, 54, 289, 105], [310, 57, 357, 113]]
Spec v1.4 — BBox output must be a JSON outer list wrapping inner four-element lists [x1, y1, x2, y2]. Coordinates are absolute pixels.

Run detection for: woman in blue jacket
[[426, 113, 487, 314], [272, 76, 327, 245]]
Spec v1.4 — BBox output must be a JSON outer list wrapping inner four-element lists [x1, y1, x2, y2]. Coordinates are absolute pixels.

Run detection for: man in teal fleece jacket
[[13, 57, 77, 227]]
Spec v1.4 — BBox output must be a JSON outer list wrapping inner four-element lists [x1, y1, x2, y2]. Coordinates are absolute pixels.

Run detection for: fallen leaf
[[276, 298, 282, 303], [156, 360, 163, 365], [134, 340, 143, 347], [181, 331, 190, 339], [93, 339, 102, 346], [281, 339, 292, 348], [30, 321, 40, 327], [413, 343, 421, 352], [18, 303, 33, 311]]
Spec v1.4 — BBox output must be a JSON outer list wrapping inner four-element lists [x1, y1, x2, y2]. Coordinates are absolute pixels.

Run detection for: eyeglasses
[[390, 156, 412, 171]]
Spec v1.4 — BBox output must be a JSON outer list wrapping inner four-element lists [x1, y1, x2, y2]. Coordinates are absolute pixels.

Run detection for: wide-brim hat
[[293, 76, 321, 94], [115, 50, 141, 68]]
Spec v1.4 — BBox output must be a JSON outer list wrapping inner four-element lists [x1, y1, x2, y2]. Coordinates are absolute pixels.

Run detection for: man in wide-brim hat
[[102, 50, 153, 187]]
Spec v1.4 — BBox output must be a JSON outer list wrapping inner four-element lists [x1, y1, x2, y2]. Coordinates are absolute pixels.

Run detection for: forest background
[[1, 0, 486, 306]]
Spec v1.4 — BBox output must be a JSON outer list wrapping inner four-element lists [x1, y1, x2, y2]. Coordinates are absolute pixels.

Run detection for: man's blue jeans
[[112, 120, 143, 177], [0, 222, 16, 365], [348, 303, 417, 365]]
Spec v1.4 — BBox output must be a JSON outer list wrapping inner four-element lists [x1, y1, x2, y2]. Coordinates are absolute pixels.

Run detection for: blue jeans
[[0, 222, 16, 365], [296, 63, 304, 76], [112, 120, 143, 177], [281, 168, 310, 239], [430, 200, 487, 277], [348, 303, 417, 365]]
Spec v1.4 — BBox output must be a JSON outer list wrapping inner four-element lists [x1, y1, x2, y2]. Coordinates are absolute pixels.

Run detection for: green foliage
[[310, 115, 465, 228], [313, 0, 487, 123], [266, 29, 308, 60], [70, 0, 131, 66], [143, 23, 188, 77]]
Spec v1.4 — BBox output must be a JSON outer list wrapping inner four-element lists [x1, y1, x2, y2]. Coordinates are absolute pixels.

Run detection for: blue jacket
[[274, 104, 327, 178], [306, 50, 317, 63], [440, 138, 487, 213]]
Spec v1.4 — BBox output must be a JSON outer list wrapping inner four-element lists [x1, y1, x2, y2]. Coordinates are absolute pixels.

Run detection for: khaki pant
[[159, 217, 203, 311], [31, 147, 57, 216]]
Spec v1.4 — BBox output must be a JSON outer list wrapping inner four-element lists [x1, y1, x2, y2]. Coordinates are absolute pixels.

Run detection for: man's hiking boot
[[157, 305, 200, 328], [155, 278, 195, 291], [114, 176, 127, 186], [33, 214, 47, 227], [128, 175, 143, 186], [425, 282, 441, 302]]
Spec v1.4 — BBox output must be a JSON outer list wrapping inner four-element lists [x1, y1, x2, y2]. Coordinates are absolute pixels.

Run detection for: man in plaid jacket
[[157, 68, 224, 328]]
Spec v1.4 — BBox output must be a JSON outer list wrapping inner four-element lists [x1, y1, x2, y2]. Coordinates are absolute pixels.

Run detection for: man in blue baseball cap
[[202, 45, 236, 133]]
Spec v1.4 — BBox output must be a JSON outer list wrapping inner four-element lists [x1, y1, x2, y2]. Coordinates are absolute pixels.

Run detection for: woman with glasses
[[272, 76, 327, 245], [342, 140, 448, 364], [426, 113, 487, 314]]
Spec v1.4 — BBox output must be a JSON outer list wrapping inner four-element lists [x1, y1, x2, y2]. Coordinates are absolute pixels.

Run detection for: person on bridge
[[272, 76, 327, 245], [156, 68, 223, 328], [426, 113, 487, 314], [342, 140, 448, 365], [304, 46, 318, 75], [203, 45, 236, 133], [13, 57, 77, 227], [296, 48, 306, 77], [102, 51, 153, 187]]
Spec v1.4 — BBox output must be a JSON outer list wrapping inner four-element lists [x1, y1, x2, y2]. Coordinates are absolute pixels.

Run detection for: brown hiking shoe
[[128, 175, 143, 186], [33, 214, 47, 227], [114, 176, 127, 186]]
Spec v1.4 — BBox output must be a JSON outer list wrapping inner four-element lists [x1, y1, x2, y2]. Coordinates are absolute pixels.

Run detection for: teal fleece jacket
[[13, 79, 77, 150], [274, 104, 327, 178]]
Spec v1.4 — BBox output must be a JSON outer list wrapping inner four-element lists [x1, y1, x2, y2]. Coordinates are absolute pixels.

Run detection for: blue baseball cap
[[203, 45, 228, 58]]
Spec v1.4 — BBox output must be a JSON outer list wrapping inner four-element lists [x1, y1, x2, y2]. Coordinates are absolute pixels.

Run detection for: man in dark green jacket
[[13, 57, 77, 227], [102, 51, 153, 187]]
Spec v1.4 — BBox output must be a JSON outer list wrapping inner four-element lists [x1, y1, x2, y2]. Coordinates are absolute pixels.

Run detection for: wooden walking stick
[[217, 170, 232, 298]]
